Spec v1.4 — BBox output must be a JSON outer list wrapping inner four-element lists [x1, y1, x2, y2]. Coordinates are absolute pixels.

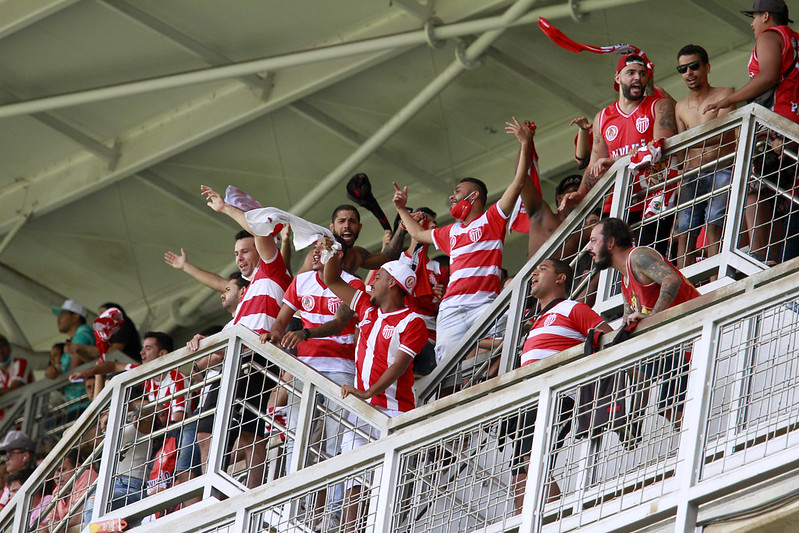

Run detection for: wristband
[[303, 328, 311, 340]]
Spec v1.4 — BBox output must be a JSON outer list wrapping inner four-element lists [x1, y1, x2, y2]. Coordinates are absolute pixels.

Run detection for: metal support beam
[[0, 262, 67, 312], [688, 0, 753, 39], [99, 0, 267, 92], [289, 0, 542, 216], [392, 0, 433, 21], [289, 101, 453, 195], [0, 214, 29, 259], [0, 0, 653, 119], [486, 47, 596, 116], [0, 0, 80, 40]]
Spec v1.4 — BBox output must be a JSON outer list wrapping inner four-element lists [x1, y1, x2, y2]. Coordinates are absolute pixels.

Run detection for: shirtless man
[[674, 44, 736, 268], [297, 204, 404, 276]]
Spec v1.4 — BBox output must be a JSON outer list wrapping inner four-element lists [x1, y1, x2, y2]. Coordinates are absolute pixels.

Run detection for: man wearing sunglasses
[[705, 0, 799, 123], [674, 45, 735, 269]]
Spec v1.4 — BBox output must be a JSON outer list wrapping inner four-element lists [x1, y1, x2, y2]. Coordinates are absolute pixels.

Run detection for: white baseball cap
[[51, 299, 87, 318], [381, 261, 417, 295]]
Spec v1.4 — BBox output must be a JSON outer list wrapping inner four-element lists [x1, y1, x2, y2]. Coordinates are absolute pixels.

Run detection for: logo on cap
[[405, 276, 416, 290]]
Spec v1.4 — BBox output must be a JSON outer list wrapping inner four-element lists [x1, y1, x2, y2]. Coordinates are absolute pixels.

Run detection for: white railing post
[[89, 380, 126, 523]]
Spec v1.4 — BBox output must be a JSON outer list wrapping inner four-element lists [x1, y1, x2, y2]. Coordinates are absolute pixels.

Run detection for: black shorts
[[506, 396, 575, 477]]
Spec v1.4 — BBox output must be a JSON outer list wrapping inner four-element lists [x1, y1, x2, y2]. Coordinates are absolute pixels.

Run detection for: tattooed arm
[[627, 247, 682, 323], [653, 97, 677, 139]]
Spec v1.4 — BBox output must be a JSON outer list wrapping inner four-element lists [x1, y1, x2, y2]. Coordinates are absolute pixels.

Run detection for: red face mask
[[449, 191, 477, 221]]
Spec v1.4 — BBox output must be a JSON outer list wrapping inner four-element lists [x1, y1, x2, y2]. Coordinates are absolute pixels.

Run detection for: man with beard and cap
[[586, 217, 700, 430], [560, 54, 677, 251], [393, 117, 534, 364], [674, 44, 736, 269]]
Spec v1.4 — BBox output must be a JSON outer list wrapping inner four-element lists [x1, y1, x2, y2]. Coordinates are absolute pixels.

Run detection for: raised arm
[[560, 110, 608, 212], [201, 185, 279, 263], [393, 183, 434, 245], [497, 117, 534, 216], [165, 247, 227, 292], [320, 239, 359, 306]]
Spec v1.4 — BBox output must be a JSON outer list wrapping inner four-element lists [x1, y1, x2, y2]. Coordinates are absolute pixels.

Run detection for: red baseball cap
[[614, 53, 649, 91]]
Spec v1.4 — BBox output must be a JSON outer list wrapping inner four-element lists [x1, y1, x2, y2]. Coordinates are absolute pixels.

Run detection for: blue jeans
[[83, 476, 144, 525], [675, 168, 732, 236]]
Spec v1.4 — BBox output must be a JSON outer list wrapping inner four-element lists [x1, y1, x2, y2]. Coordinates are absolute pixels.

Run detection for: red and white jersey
[[283, 270, 365, 374], [234, 254, 293, 335], [126, 364, 189, 422], [0, 484, 8, 509], [0, 358, 32, 389], [350, 290, 428, 412], [598, 95, 661, 213], [521, 300, 605, 366], [431, 203, 508, 311], [748, 25, 799, 123], [398, 250, 447, 341]]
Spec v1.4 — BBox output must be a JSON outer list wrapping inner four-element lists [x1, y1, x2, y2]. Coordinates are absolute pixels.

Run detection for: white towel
[[245, 207, 334, 251]]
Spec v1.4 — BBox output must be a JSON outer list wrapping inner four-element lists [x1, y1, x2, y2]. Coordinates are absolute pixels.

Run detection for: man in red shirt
[[320, 238, 428, 531], [560, 54, 677, 254], [511, 259, 611, 510], [586, 217, 700, 429]]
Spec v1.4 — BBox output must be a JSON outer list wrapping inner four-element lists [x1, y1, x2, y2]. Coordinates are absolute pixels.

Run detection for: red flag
[[93, 307, 124, 362]]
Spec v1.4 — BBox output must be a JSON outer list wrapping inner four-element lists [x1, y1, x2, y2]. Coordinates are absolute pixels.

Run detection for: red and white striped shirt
[[398, 250, 447, 342], [521, 300, 605, 366], [431, 203, 508, 311], [0, 358, 32, 389], [125, 365, 189, 422], [283, 270, 365, 374], [234, 254, 293, 335], [350, 290, 428, 413]]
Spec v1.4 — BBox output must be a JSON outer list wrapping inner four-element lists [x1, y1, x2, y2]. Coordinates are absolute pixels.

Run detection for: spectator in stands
[[48, 447, 97, 531], [7, 468, 53, 529], [705, 0, 799, 124], [511, 259, 611, 511], [53, 299, 97, 374], [297, 205, 405, 277], [264, 235, 364, 475], [674, 44, 736, 269], [396, 208, 447, 377], [143, 403, 182, 521], [73, 332, 188, 423], [587, 218, 700, 429], [45, 341, 88, 419], [560, 54, 677, 254], [393, 117, 534, 364], [0, 334, 33, 396], [0, 431, 36, 510], [522, 174, 585, 259], [320, 239, 428, 532], [97, 303, 142, 362]]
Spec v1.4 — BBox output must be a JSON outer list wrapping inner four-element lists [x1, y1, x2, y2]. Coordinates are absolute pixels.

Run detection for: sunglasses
[[676, 60, 702, 74]]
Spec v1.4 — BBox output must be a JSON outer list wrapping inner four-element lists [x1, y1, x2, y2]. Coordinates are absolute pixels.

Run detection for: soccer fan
[[586, 217, 700, 429], [510, 259, 611, 510], [393, 117, 534, 364], [705, 0, 799, 123], [674, 44, 736, 268], [0, 431, 36, 510], [559, 54, 677, 252], [320, 237, 428, 532]]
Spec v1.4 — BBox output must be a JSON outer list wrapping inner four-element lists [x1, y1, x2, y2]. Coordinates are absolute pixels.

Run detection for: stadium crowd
[[2, 1, 799, 530]]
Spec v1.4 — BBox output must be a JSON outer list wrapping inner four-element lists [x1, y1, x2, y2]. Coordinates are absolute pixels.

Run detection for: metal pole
[[0, 0, 651, 119]]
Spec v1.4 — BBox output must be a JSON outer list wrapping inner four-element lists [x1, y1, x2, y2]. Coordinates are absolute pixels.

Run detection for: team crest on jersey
[[301, 295, 315, 311], [544, 314, 557, 327], [635, 116, 650, 134], [382, 325, 395, 339], [450, 235, 457, 249], [328, 297, 341, 314], [428, 272, 437, 284], [469, 227, 483, 242], [605, 125, 618, 142]]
